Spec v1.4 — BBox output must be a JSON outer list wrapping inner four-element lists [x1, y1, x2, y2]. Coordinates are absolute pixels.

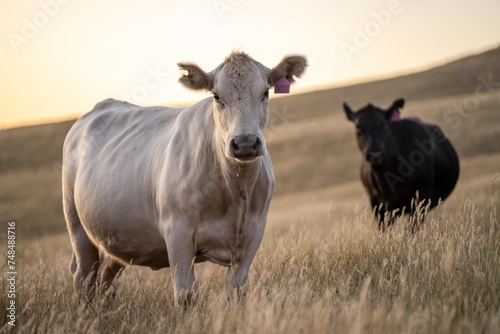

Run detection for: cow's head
[[178, 51, 307, 163], [343, 98, 405, 166]]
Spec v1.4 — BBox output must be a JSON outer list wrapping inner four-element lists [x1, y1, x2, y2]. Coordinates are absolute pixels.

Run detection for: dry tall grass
[[1, 190, 498, 333], [1, 47, 499, 333]]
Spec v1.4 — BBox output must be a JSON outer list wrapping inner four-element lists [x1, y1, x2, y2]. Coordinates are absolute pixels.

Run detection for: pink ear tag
[[390, 108, 401, 122], [274, 76, 290, 94]]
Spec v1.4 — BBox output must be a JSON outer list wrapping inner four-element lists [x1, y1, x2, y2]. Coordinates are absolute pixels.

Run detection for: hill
[[268, 46, 500, 196], [1, 46, 499, 238]]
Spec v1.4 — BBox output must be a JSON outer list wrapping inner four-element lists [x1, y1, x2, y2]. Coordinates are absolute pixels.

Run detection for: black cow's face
[[343, 99, 405, 166]]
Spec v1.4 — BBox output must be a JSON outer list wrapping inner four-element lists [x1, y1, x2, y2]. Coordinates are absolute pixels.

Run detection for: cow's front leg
[[225, 262, 250, 301], [165, 224, 198, 307], [224, 222, 266, 300]]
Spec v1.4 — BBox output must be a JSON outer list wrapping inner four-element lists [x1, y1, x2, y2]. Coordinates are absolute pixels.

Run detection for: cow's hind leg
[[71, 230, 100, 304], [64, 199, 100, 304], [97, 255, 124, 306]]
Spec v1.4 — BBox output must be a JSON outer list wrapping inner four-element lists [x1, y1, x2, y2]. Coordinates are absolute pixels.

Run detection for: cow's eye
[[264, 89, 269, 98], [213, 93, 220, 101]]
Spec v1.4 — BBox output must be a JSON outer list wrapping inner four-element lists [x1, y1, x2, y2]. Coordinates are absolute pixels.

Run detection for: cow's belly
[[192, 214, 261, 267], [195, 248, 234, 267], [98, 224, 168, 268], [75, 189, 169, 268]]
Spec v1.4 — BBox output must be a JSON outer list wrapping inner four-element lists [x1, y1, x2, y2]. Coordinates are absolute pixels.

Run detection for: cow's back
[[62, 99, 181, 264], [387, 119, 459, 208], [389, 119, 431, 159]]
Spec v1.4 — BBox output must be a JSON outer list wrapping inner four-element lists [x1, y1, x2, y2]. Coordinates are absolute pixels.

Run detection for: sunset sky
[[1, 0, 499, 128]]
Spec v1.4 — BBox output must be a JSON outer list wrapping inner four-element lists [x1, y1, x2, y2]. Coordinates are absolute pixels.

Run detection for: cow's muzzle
[[229, 135, 264, 161], [366, 151, 384, 165]]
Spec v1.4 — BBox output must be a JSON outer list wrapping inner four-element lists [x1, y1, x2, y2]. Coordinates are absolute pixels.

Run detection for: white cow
[[62, 51, 307, 305]]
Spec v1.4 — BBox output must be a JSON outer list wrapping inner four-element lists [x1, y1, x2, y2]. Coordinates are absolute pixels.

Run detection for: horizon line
[[2, 43, 498, 131]]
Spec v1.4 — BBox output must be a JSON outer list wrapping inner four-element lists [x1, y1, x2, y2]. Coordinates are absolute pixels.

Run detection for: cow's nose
[[367, 151, 384, 165], [230, 135, 264, 160]]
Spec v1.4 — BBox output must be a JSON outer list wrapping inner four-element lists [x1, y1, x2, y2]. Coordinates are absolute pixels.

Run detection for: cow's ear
[[268, 54, 308, 87], [392, 98, 405, 109], [343, 102, 356, 122], [177, 62, 213, 91], [384, 98, 405, 119]]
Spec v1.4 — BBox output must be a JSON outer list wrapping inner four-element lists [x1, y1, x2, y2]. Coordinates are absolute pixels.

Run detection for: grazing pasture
[[1, 47, 499, 333], [2, 199, 500, 333]]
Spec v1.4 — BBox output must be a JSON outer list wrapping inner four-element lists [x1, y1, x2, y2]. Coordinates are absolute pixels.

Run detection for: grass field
[[1, 47, 499, 333]]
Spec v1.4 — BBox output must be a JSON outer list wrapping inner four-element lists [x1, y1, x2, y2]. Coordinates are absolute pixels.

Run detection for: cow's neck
[[211, 131, 261, 242], [371, 130, 402, 201], [214, 134, 262, 201]]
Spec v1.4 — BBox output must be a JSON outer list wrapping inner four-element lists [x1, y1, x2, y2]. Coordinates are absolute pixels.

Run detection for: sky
[[1, 0, 499, 128]]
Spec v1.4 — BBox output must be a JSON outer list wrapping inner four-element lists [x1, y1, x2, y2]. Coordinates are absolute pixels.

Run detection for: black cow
[[343, 98, 460, 231]]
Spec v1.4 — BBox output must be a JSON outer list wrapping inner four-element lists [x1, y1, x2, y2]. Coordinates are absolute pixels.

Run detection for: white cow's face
[[210, 58, 270, 162], [178, 52, 307, 163]]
